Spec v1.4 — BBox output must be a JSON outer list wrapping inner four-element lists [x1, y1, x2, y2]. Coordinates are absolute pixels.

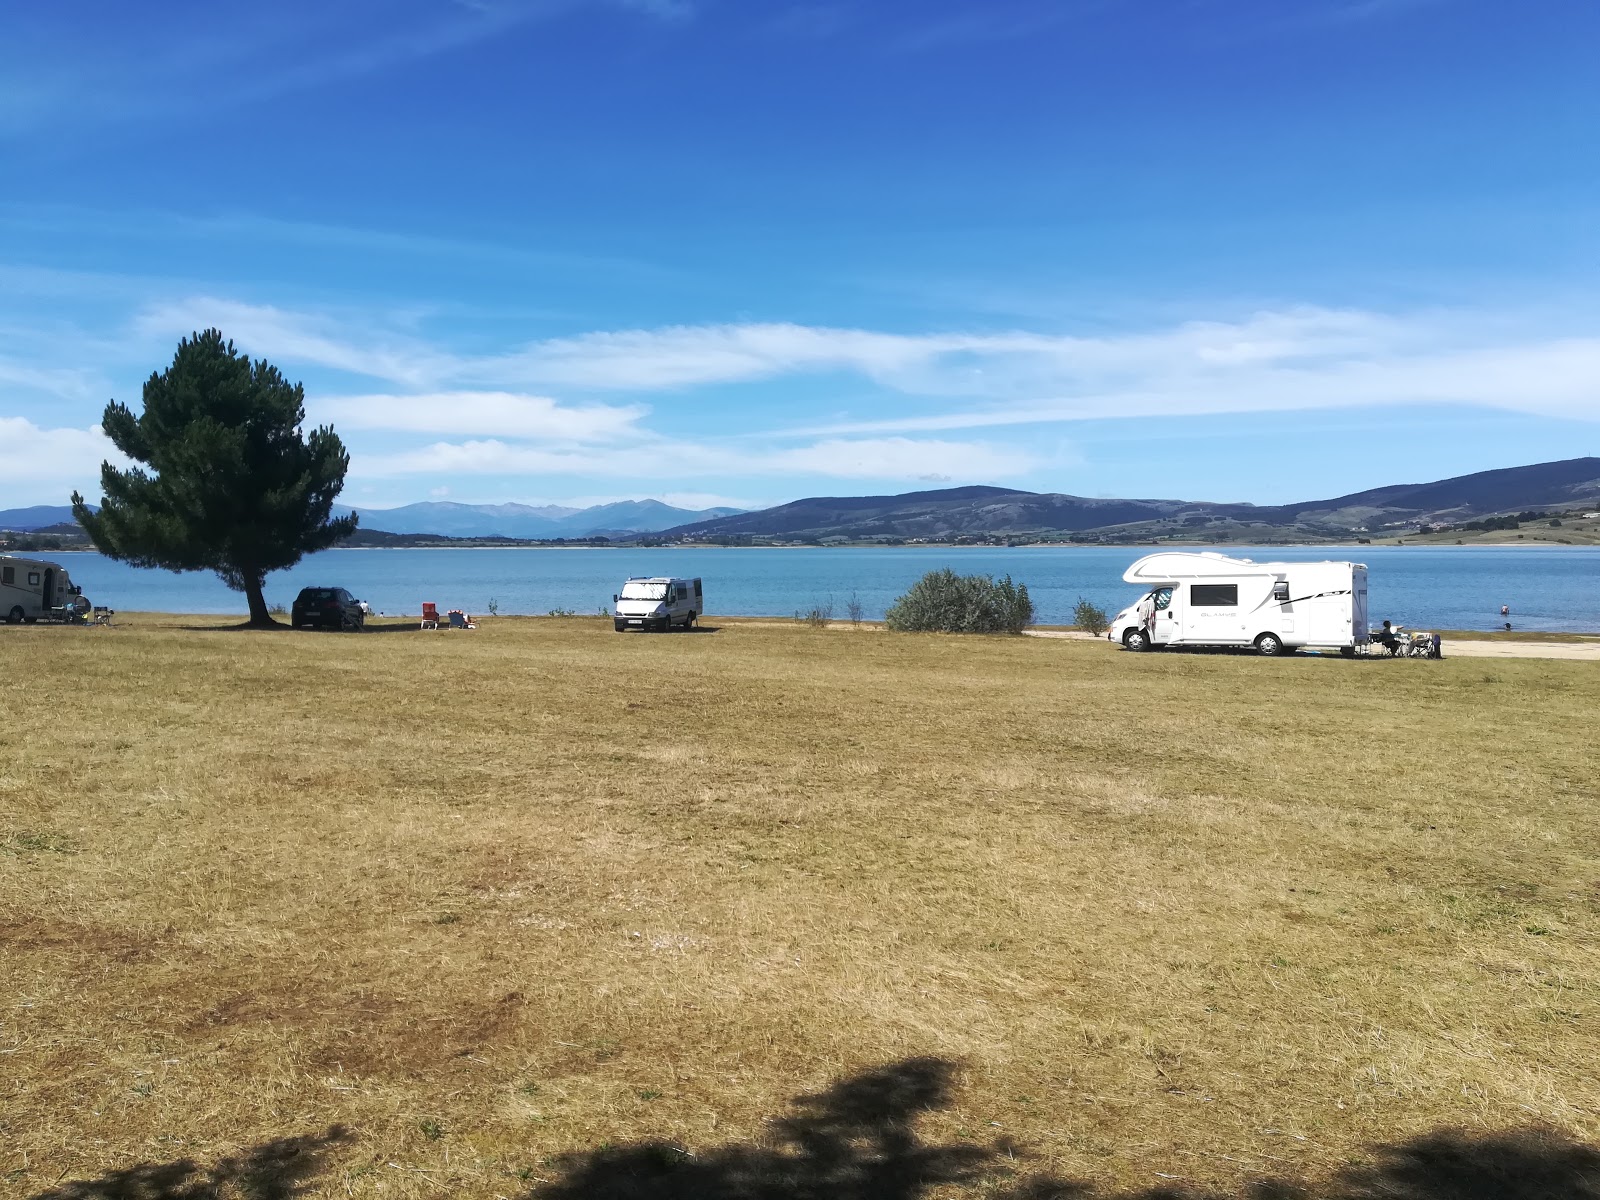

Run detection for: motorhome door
[[1148, 587, 1180, 645]]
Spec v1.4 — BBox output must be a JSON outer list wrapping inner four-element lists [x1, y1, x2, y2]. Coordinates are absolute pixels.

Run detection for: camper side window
[[1190, 584, 1238, 607], [28, 572, 41, 587], [1, 566, 13, 586]]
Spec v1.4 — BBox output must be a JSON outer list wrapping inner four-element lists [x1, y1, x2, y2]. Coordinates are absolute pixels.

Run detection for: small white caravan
[[612, 576, 703, 632], [1107, 552, 1368, 657], [1, 555, 85, 624]]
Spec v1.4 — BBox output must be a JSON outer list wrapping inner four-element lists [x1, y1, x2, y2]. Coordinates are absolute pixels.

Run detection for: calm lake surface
[[51, 545, 1600, 632]]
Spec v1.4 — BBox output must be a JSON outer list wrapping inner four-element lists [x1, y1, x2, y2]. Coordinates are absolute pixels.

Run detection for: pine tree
[[71, 330, 357, 626]]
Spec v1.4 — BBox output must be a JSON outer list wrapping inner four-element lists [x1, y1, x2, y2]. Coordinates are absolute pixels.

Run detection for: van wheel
[[1255, 632, 1286, 657], [1122, 628, 1150, 652], [7, 606, 25, 625]]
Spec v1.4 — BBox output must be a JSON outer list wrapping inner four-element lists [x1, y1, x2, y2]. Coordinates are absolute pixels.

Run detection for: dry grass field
[[3, 615, 1598, 1199]]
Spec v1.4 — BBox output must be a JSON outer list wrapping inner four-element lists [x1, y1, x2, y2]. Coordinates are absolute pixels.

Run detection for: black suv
[[291, 587, 366, 631]]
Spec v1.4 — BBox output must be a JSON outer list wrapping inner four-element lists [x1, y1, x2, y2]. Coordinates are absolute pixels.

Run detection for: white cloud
[[0, 418, 127, 503], [312, 391, 650, 441]]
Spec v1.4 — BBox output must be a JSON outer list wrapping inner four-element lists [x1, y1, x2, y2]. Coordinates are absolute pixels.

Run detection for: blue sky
[[3, 0, 1598, 512]]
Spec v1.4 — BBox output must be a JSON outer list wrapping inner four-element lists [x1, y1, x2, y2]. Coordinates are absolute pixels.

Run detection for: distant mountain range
[[6, 458, 1598, 542], [0, 499, 743, 538], [333, 499, 744, 539], [0, 505, 89, 532], [660, 457, 1600, 541]]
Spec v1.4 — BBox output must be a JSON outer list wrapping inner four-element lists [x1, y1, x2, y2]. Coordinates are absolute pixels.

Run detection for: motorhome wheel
[[1122, 628, 1150, 652], [1255, 632, 1286, 657], [7, 606, 25, 625]]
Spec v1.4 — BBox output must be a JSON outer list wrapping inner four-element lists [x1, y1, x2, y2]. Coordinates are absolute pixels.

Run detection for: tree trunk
[[242, 573, 277, 627]]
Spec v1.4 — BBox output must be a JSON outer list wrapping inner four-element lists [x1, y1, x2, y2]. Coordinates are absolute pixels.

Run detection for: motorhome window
[[1272, 581, 1291, 602], [28, 572, 40, 586], [1190, 584, 1238, 607], [1152, 587, 1173, 610], [620, 581, 667, 600], [1, 566, 12, 585]]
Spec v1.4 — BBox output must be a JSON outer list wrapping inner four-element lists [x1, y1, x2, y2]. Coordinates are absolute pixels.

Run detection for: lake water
[[43, 544, 1600, 633]]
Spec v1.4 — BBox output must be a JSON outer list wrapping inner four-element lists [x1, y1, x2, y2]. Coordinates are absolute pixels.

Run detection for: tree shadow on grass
[[529, 1057, 993, 1200], [173, 622, 421, 635], [524, 1059, 1600, 1200], [29, 1126, 349, 1200], [24, 1064, 1600, 1200]]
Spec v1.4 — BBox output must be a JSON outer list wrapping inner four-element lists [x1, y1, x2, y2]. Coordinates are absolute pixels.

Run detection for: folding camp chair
[[421, 602, 440, 630], [447, 610, 477, 630]]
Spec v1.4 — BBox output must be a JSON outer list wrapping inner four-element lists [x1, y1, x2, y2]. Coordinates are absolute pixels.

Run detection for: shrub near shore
[[885, 568, 1034, 633]]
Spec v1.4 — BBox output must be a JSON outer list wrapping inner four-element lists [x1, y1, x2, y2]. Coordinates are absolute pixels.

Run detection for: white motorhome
[[613, 576, 703, 632], [1, 555, 84, 624], [1107, 552, 1368, 657]]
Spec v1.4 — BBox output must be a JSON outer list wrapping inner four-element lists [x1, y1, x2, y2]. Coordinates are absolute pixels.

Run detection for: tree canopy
[[72, 330, 357, 626]]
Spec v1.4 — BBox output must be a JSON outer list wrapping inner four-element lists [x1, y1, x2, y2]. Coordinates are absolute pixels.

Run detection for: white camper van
[[613, 576, 703, 632], [1, 555, 85, 624], [1107, 552, 1368, 657]]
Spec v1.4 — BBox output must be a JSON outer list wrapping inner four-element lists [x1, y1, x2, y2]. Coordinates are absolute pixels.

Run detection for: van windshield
[[620, 581, 667, 600]]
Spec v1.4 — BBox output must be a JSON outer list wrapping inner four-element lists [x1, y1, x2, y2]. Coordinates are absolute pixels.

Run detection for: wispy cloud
[[889, 3, 1083, 53], [764, 5, 856, 40], [0, 0, 692, 137], [610, 0, 697, 19], [133, 298, 455, 388], [13, 290, 1598, 506], [131, 297, 1600, 427], [356, 433, 1042, 483]]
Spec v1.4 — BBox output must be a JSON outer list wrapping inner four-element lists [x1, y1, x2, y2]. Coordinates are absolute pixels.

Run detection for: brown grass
[[3, 614, 1598, 1197]]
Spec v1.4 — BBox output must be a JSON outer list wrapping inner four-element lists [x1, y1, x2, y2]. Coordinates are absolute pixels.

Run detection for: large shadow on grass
[[529, 1057, 993, 1200], [174, 621, 422, 635], [25, 1065, 1600, 1200], [524, 1058, 1600, 1200], [28, 1126, 349, 1200]]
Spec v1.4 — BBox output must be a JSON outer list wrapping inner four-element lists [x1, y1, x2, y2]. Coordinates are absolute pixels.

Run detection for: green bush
[[1072, 597, 1109, 635], [885, 569, 1033, 634]]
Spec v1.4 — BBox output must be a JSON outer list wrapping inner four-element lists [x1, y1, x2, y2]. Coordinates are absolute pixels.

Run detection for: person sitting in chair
[[1377, 620, 1401, 656]]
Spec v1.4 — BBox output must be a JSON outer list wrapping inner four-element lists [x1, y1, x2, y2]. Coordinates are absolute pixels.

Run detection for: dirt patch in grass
[[2, 617, 1597, 1197]]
